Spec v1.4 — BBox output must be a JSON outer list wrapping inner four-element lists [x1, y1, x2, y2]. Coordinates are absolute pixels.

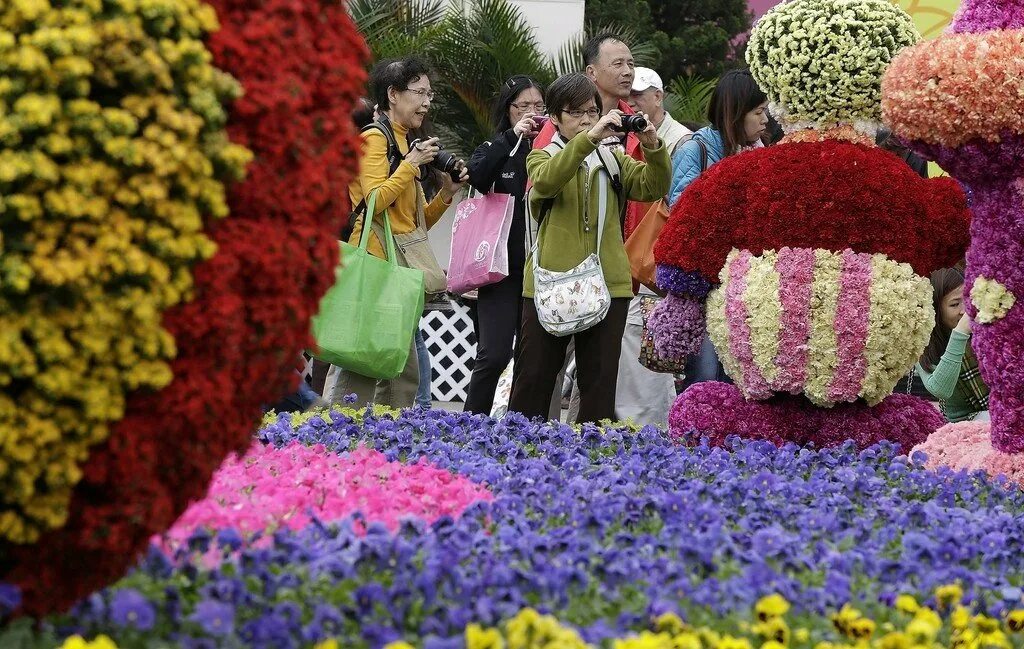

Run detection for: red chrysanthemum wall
[[0, 0, 367, 616]]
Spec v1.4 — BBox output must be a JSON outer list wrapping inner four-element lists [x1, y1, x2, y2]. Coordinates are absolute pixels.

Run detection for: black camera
[[613, 114, 648, 133], [411, 139, 463, 182], [431, 149, 463, 182]]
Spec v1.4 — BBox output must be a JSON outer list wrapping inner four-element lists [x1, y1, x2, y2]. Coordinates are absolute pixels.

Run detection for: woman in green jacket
[[917, 267, 990, 422], [508, 73, 671, 423]]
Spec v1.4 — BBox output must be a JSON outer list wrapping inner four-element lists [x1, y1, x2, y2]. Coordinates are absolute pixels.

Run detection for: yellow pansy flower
[[756, 595, 792, 621]]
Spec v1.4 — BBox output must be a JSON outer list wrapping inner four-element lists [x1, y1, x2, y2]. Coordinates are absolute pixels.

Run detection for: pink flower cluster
[[912, 421, 1024, 484], [828, 250, 873, 402], [156, 443, 493, 550], [669, 382, 943, 451]]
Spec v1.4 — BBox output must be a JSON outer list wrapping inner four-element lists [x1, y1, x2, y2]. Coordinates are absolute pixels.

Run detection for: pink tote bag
[[446, 190, 514, 295]]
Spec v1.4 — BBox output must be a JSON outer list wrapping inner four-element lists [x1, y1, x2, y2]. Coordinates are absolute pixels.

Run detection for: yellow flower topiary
[[0, 0, 251, 543]]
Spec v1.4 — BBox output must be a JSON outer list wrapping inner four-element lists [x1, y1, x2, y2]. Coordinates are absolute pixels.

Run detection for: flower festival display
[[746, 0, 920, 136], [16, 408, 1024, 648], [0, 0, 367, 615], [649, 0, 971, 448], [882, 0, 1024, 472]]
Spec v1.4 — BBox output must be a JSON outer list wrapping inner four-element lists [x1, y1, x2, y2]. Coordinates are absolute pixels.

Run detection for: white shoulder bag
[[528, 142, 615, 337]]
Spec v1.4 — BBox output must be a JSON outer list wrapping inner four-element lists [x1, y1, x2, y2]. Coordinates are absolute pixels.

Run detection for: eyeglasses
[[403, 88, 435, 101], [563, 107, 600, 119], [511, 101, 546, 111]]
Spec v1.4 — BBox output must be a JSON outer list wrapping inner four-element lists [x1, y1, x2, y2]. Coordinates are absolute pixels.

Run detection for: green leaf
[[664, 74, 717, 126]]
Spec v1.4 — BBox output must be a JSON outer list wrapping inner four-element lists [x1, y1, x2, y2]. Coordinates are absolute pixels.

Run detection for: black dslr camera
[[411, 139, 463, 182], [612, 114, 648, 134]]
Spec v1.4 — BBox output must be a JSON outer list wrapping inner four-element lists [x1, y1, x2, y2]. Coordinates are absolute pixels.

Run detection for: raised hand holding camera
[[634, 112, 659, 148], [513, 113, 539, 138], [587, 110, 624, 143], [405, 137, 440, 166]]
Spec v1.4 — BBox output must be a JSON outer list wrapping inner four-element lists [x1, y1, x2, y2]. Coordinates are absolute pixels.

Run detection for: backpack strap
[[594, 146, 626, 228], [532, 140, 566, 222], [696, 138, 709, 173], [524, 140, 566, 253], [346, 120, 404, 235]]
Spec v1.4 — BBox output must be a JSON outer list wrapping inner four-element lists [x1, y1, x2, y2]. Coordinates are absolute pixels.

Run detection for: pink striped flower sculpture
[[883, 0, 1024, 477]]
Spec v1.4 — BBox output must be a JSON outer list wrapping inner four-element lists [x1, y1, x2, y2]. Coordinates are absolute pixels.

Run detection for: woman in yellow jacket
[[334, 57, 468, 408]]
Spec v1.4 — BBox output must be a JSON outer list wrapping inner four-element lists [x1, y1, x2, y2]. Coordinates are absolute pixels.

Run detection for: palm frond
[[351, 0, 448, 61], [664, 75, 716, 126]]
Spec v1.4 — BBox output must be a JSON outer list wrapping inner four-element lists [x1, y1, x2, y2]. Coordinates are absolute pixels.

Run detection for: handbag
[[530, 151, 614, 337], [624, 199, 669, 295], [638, 295, 686, 373], [310, 190, 425, 380], [387, 185, 447, 298], [446, 188, 514, 294]]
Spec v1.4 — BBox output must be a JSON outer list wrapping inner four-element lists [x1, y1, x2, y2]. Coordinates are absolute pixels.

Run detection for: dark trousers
[[509, 297, 629, 423], [463, 274, 524, 414]]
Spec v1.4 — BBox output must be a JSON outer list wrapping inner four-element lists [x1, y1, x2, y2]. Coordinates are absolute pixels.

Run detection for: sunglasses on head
[[505, 75, 531, 89]]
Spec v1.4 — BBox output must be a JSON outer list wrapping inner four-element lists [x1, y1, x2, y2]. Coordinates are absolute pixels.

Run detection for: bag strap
[[531, 143, 613, 271], [697, 138, 709, 173], [360, 190, 398, 266]]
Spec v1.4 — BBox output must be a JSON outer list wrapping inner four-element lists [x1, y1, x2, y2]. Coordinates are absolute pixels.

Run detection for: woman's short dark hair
[[707, 69, 768, 156], [492, 75, 545, 133], [921, 267, 966, 372], [546, 73, 601, 118], [370, 56, 433, 111]]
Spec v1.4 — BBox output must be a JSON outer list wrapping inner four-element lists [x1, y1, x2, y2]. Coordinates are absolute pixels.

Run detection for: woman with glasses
[[336, 56, 469, 409], [508, 73, 670, 423], [461, 75, 547, 415]]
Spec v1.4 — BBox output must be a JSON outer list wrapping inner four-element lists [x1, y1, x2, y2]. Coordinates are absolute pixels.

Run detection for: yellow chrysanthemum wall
[[0, 0, 251, 543]]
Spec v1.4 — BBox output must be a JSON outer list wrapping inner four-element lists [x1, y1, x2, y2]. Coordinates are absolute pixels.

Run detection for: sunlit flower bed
[[6, 408, 1024, 648]]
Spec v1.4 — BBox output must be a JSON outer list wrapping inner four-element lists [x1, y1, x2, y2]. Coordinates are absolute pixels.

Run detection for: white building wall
[[512, 0, 585, 57]]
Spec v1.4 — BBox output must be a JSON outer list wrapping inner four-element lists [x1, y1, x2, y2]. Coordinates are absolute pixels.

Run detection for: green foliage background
[[351, 0, 733, 157]]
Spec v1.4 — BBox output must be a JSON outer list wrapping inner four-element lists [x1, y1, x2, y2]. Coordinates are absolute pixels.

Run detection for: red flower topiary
[[0, 0, 368, 615], [654, 140, 970, 285]]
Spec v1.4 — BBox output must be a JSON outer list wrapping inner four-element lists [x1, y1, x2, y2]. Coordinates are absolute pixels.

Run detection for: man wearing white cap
[[629, 67, 692, 156], [611, 67, 691, 428]]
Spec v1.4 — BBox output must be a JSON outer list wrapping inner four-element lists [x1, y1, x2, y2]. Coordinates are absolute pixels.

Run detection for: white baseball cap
[[632, 67, 664, 92]]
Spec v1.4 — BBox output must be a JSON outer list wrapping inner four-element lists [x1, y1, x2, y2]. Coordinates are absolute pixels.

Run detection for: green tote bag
[[310, 191, 425, 379]]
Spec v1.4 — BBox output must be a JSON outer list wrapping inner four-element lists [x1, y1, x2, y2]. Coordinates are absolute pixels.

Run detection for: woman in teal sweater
[[917, 267, 990, 422], [508, 73, 671, 423]]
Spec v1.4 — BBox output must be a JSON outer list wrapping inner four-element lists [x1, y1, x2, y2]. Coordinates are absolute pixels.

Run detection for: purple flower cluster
[[951, 0, 1024, 32], [648, 293, 706, 360], [655, 263, 714, 299], [38, 409, 1024, 648], [669, 382, 944, 450]]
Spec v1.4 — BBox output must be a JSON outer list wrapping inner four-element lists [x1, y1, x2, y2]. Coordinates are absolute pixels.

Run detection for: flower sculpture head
[[883, 0, 1024, 454], [650, 0, 970, 447], [0, 0, 367, 615], [747, 0, 920, 136]]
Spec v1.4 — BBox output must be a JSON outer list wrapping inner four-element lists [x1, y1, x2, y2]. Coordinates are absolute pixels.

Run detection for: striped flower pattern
[[706, 248, 933, 407]]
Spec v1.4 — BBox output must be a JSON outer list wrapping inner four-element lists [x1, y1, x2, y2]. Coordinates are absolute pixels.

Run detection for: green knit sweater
[[523, 132, 671, 299], [916, 330, 983, 423]]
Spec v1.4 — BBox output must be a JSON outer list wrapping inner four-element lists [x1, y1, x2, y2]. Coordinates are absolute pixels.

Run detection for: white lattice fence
[[420, 304, 476, 402]]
